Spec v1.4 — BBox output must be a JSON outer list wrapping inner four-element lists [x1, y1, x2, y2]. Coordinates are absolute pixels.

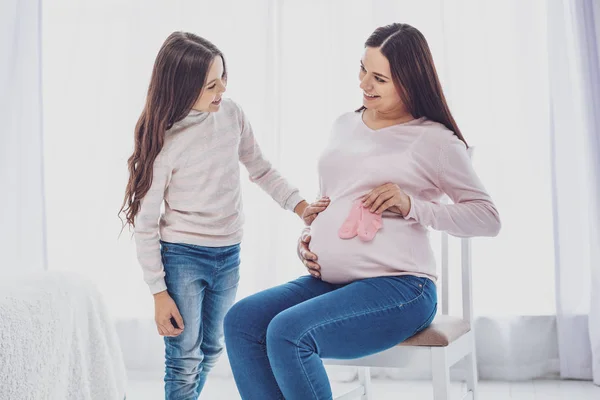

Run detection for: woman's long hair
[[119, 32, 227, 228], [357, 23, 467, 147]]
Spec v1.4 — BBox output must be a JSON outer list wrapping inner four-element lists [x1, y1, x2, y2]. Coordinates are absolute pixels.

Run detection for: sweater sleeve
[[237, 105, 304, 211], [404, 136, 501, 237], [133, 151, 172, 294]]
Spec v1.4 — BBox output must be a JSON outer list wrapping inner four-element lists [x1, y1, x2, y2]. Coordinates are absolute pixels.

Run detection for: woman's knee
[[266, 310, 307, 351], [224, 298, 249, 335], [224, 294, 268, 339]]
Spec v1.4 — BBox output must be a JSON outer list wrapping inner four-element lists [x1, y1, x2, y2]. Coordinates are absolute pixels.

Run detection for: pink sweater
[[134, 99, 303, 294], [309, 112, 501, 284]]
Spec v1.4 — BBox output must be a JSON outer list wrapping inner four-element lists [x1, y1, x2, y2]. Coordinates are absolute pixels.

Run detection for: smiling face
[[192, 56, 227, 112], [358, 46, 406, 115]]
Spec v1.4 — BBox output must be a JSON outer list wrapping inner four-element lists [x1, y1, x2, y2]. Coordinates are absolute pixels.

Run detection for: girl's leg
[[266, 275, 437, 400], [161, 242, 211, 400], [195, 244, 241, 394], [224, 275, 343, 400]]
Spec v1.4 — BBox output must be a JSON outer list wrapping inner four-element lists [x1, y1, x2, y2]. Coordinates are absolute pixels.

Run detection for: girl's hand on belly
[[302, 196, 330, 226], [362, 183, 411, 216]]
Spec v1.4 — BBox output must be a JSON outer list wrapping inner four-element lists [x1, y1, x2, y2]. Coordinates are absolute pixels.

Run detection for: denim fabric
[[160, 241, 240, 400], [224, 274, 437, 400]]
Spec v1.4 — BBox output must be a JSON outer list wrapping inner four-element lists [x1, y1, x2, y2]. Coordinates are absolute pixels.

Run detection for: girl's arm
[[134, 152, 172, 294], [236, 105, 306, 215]]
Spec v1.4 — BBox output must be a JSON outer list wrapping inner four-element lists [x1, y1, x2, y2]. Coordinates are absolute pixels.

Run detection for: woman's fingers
[[361, 187, 383, 207], [298, 227, 321, 277], [301, 231, 312, 244], [362, 183, 399, 208], [304, 259, 321, 278], [304, 258, 320, 270], [369, 191, 395, 213], [299, 243, 318, 261], [303, 250, 318, 261], [374, 198, 397, 214], [299, 231, 318, 261]]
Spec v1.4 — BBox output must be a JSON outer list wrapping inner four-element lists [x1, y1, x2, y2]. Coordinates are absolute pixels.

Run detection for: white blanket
[[0, 271, 127, 400]]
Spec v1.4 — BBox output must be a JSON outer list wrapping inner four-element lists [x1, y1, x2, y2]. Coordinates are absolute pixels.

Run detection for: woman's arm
[[405, 137, 501, 237], [363, 135, 500, 238]]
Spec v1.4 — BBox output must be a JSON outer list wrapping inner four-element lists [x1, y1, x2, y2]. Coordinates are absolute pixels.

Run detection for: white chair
[[324, 148, 477, 400]]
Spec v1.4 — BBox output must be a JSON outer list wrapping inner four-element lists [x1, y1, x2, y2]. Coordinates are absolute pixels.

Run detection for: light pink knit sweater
[[309, 111, 501, 284], [134, 99, 303, 294]]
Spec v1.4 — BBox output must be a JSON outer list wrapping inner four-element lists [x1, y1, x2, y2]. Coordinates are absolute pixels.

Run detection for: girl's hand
[[153, 291, 185, 337], [302, 197, 330, 226], [297, 227, 321, 278], [361, 183, 411, 216]]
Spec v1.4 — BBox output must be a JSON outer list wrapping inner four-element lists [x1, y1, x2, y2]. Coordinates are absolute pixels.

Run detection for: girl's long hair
[[119, 32, 227, 228]]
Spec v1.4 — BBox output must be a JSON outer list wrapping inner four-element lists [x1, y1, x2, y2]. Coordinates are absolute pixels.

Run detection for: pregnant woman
[[224, 23, 501, 400]]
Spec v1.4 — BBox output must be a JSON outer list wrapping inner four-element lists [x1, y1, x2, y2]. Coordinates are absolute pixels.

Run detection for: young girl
[[119, 32, 323, 399]]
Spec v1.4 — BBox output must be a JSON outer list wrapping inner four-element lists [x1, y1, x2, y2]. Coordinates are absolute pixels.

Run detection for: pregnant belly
[[309, 197, 424, 283], [309, 198, 377, 283]]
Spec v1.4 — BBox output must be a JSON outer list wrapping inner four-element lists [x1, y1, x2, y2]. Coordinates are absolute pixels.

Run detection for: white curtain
[[0, 0, 46, 273], [548, 0, 600, 385], [42, 0, 590, 383]]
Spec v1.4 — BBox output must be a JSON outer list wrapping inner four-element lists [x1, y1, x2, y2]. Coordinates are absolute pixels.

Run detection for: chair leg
[[465, 345, 478, 399], [431, 347, 450, 400], [357, 367, 372, 400]]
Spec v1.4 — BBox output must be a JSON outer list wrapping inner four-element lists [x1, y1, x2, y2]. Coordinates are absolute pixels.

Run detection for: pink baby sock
[[357, 206, 383, 242], [338, 200, 363, 239]]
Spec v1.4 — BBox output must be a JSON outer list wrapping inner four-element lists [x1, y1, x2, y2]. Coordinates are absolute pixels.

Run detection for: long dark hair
[[119, 32, 227, 228], [357, 23, 467, 147]]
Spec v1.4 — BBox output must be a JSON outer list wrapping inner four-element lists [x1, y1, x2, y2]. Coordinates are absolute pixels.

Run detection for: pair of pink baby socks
[[338, 199, 383, 242]]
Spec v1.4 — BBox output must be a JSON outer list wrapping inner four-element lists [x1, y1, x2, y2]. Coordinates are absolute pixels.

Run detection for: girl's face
[[193, 56, 227, 112], [358, 47, 405, 115]]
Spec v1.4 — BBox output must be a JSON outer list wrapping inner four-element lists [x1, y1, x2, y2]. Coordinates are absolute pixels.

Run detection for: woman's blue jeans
[[224, 274, 437, 400]]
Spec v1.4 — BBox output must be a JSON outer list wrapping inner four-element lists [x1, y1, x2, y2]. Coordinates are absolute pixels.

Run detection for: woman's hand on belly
[[362, 183, 411, 216], [297, 227, 321, 279]]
